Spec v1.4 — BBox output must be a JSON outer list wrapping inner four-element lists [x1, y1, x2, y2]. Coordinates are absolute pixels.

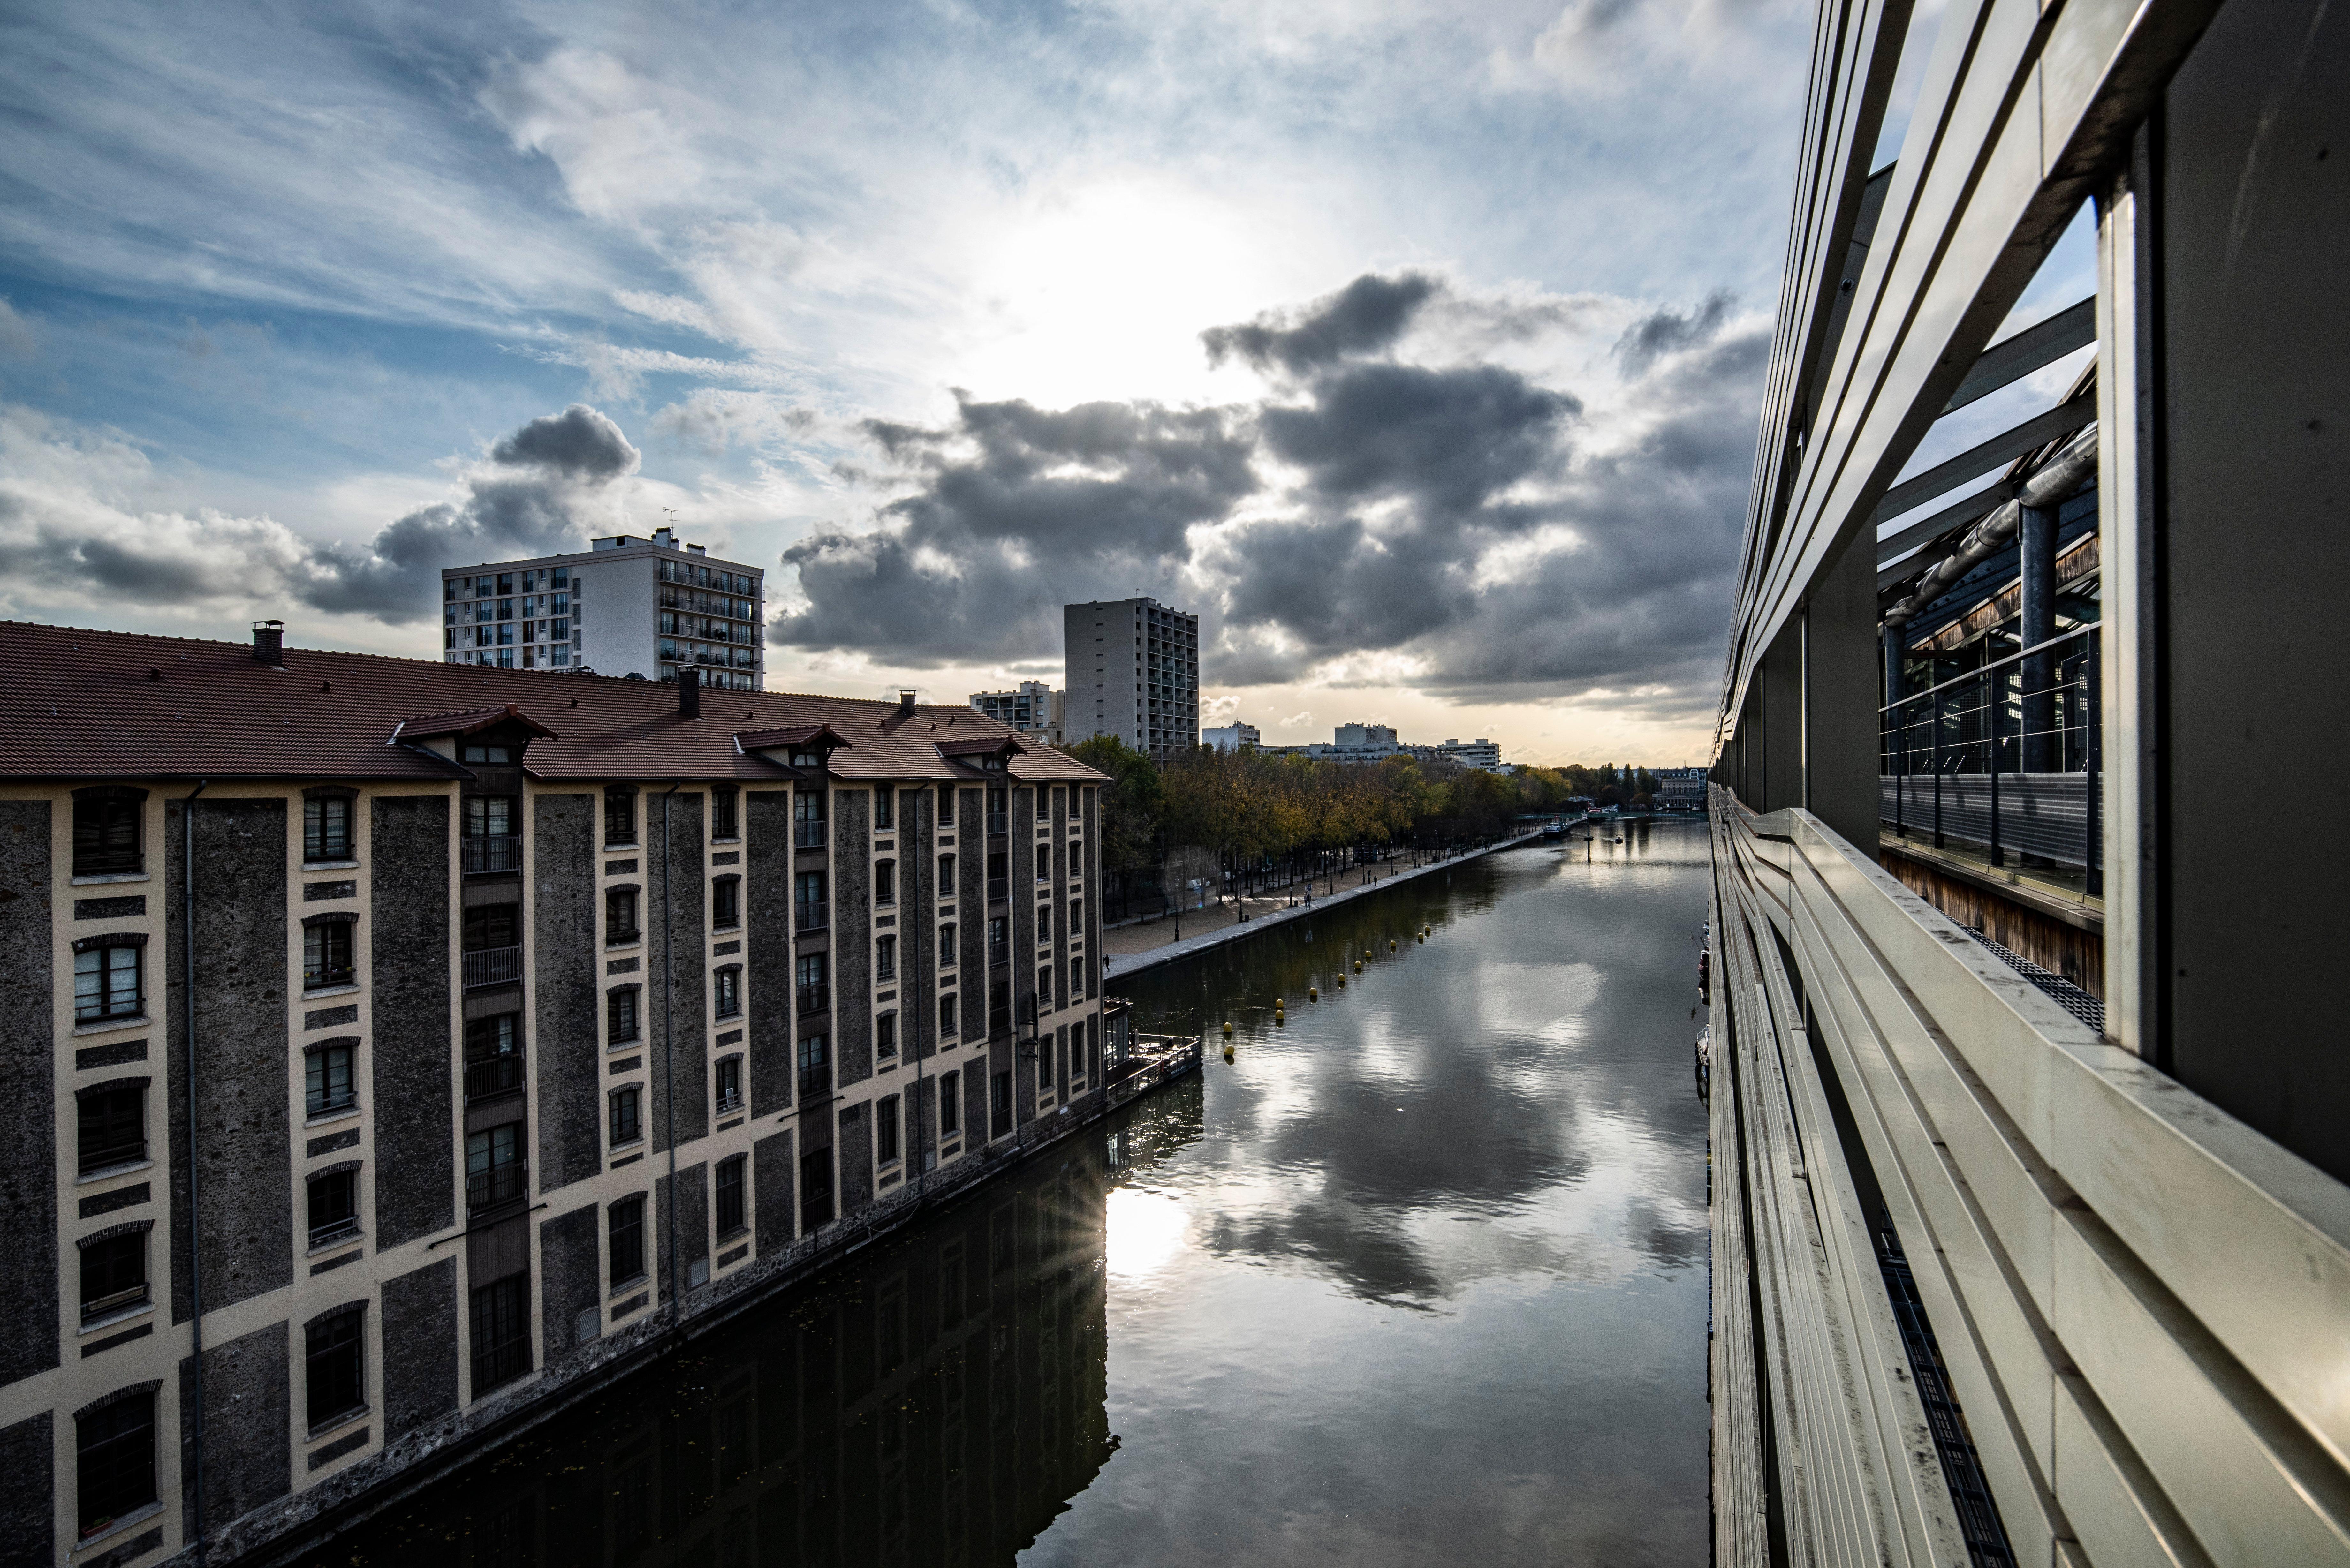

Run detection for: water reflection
[[307, 821, 1713, 1567]]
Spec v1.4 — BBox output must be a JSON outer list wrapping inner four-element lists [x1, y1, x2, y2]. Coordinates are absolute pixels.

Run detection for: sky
[[0, 0, 1851, 766]]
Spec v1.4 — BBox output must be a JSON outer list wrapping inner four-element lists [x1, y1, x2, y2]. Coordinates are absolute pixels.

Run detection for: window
[[605, 786, 638, 847], [712, 786, 739, 840], [938, 852, 955, 893], [303, 916, 355, 990], [793, 790, 826, 849], [796, 952, 828, 1014], [987, 916, 1008, 965], [990, 1071, 1012, 1137], [938, 922, 956, 966], [305, 1304, 366, 1429], [464, 1014, 522, 1101], [712, 875, 740, 928], [877, 1012, 898, 1059], [607, 985, 641, 1044], [609, 1085, 641, 1147], [610, 1195, 646, 1285], [1072, 898, 1083, 934], [76, 1388, 156, 1538], [606, 886, 640, 945], [715, 965, 742, 1019], [1072, 956, 1085, 997], [72, 788, 145, 877], [465, 1123, 526, 1213], [875, 790, 894, 831], [470, 1274, 530, 1392], [716, 1055, 743, 1114], [73, 936, 144, 1023], [875, 860, 895, 906], [716, 1153, 746, 1236], [308, 1167, 360, 1248], [989, 978, 1010, 1033], [76, 1082, 145, 1175], [496, 571, 514, 594], [939, 992, 959, 1038], [305, 1040, 356, 1118], [1039, 966, 1053, 1008], [878, 1095, 901, 1165], [79, 1225, 148, 1322], [304, 792, 355, 861], [797, 1032, 830, 1099], [795, 870, 827, 932], [1039, 903, 1053, 943], [940, 1072, 961, 1136], [987, 850, 1008, 900], [876, 933, 897, 981], [1036, 787, 1049, 821]]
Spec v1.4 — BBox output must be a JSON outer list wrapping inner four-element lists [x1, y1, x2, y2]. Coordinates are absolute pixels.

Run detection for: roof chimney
[[677, 663, 701, 718], [252, 620, 285, 666], [898, 688, 917, 717]]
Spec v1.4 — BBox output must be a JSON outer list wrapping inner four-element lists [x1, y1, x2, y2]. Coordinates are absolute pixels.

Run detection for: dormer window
[[462, 743, 513, 765], [791, 749, 821, 768]]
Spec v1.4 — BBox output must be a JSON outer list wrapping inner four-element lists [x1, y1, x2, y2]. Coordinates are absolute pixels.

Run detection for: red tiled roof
[[0, 621, 1105, 787], [395, 705, 559, 742], [935, 735, 1024, 757], [734, 723, 847, 751]]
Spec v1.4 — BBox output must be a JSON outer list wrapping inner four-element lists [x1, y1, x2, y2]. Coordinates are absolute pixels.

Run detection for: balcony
[[462, 834, 521, 875], [716, 1088, 744, 1117], [794, 820, 827, 850], [464, 1052, 525, 1101], [795, 902, 828, 933], [797, 1064, 831, 1101], [466, 1160, 528, 1214], [986, 812, 1008, 836], [307, 1217, 360, 1251], [797, 983, 831, 1016], [988, 939, 1009, 969], [462, 945, 523, 990], [81, 1284, 150, 1322], [986, 878, 1009, 903]]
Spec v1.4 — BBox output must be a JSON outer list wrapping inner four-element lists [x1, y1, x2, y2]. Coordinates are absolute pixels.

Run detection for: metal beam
[[1874, 476, 2014, 585], [1871, 392, 2094, 525], [1940, 297, 2095, 414]]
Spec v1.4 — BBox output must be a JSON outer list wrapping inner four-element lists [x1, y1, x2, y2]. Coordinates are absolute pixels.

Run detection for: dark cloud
[[489, 403, 641, 479], [1613, 290, 1732, 375], [1201, 272, 1440, 374], [769, 394, 1258, 664], [771, 273, 1760, 712]]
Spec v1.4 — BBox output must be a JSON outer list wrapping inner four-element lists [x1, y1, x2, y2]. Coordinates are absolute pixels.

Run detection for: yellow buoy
[[1275, 998, 1284, 1009], [1417, 933, 1425, 944], [1364, 948, 1372, 959], [1223, 1020, 1233, 1037], [1309, 985, 1319, 1000], [1223, 1044, 1234, 1062], [1337, 975, 1346, 987], [1353, 959, 1362, 973], [1389, 939, 1396, 951]]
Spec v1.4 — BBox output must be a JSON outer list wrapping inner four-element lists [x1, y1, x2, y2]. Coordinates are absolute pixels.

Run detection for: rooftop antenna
[[662, 508, 682, 529]]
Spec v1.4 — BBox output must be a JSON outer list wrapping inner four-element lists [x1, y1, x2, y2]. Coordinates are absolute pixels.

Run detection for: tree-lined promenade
[[1063, 736, 1665, 920]]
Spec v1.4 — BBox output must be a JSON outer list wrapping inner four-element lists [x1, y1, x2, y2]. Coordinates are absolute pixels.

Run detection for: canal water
[[303, 818, 1712, 1568]]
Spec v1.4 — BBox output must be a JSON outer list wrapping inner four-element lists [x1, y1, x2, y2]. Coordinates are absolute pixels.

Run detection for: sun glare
[[1106, 1187, 1191, 1280]]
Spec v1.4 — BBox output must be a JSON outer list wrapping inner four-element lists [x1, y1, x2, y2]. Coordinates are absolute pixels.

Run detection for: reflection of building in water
[[354, 1153, 1116, 1568]]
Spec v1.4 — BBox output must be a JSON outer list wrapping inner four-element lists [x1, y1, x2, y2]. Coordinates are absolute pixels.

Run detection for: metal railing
[[1879, 623, 2100, 886], [795, 820, 827, 850], [795, 902, 828, 933], [986, 877, 1009, 903], [797, 982, 830, 1016], [464, 1053, 524, 1100], [797, 1064, 831, 1101], [307, 1217, 360, 1251], [462, 834, 521, 874], [466, 1160, 528, 1213], [986, 812, 1008, 836], [462, 945, 523, 989]]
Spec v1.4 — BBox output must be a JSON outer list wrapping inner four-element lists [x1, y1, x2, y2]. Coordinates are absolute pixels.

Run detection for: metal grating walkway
[[1968, 928, 2105, 1034]]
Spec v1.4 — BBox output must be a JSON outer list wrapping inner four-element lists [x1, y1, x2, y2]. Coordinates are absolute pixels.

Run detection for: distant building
[[1655, 766, 1707, 804], [1202, 720, 1261, 752], [1065, 598, 1199, 760], [971, 681, 1064, 744], [1437, 738, 1505, 773], [441, 526, 767, 690]]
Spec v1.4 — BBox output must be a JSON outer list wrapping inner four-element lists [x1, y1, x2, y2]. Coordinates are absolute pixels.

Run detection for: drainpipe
[[660, 784, 682, 1315], [180, 779, 209, 1564]]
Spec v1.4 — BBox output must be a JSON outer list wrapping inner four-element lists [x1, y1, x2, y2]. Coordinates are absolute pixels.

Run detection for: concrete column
[[2019, 504, 2058, 771]]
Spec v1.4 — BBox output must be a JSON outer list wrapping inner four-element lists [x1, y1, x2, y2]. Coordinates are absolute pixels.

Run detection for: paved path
[[1103, 831, 1547, 982]]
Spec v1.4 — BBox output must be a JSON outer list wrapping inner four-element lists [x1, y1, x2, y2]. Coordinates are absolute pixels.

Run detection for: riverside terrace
[[0, 619, 1122, 1568]]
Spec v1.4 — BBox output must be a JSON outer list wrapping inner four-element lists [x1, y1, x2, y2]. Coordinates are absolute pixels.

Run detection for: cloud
[[769, 272, 1762, 710], [0, 403, 645, 627], [1202, 271, 1441, 375], [0, 298, 34, 358]]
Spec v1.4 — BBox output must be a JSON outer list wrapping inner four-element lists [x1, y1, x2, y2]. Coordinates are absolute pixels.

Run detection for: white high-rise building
[[440, 527, 767, 690], [1203, 719, 1261, 752], [1437, 738, 1506, 772], [1065, 597, 1199, 759], [971, 681, 1064, 743]]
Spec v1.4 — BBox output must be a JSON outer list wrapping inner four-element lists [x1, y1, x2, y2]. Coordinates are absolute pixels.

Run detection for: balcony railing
[[1880, 623, 2100, 889], [795, 902, 828, 933], [716, 1089, 744, 1117], [78, 1138, 146, 1178], [82, 1284, 150, 1321], [797, 1064, 831, 1101], [466, 1161, 528, 1214], [307, 1217, 360, 1251], [987, 940, 1009, 969], [462, 834, 521, 874], [794, 820, 827, 850], [462, 945, 523, 989], [986, 812, 1009, 836], [464, 1053, 525, 1100], [797, 983, 830, 1016], [986, 877, 1009, 903]]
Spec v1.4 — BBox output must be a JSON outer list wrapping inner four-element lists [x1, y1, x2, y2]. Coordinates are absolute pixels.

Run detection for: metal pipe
[[1882, 427, 2099, 629], [180, 779, 209, 1564]]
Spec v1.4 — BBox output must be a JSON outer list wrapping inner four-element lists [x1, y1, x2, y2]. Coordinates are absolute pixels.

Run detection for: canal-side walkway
[[1105, 829, 1546, 980]]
